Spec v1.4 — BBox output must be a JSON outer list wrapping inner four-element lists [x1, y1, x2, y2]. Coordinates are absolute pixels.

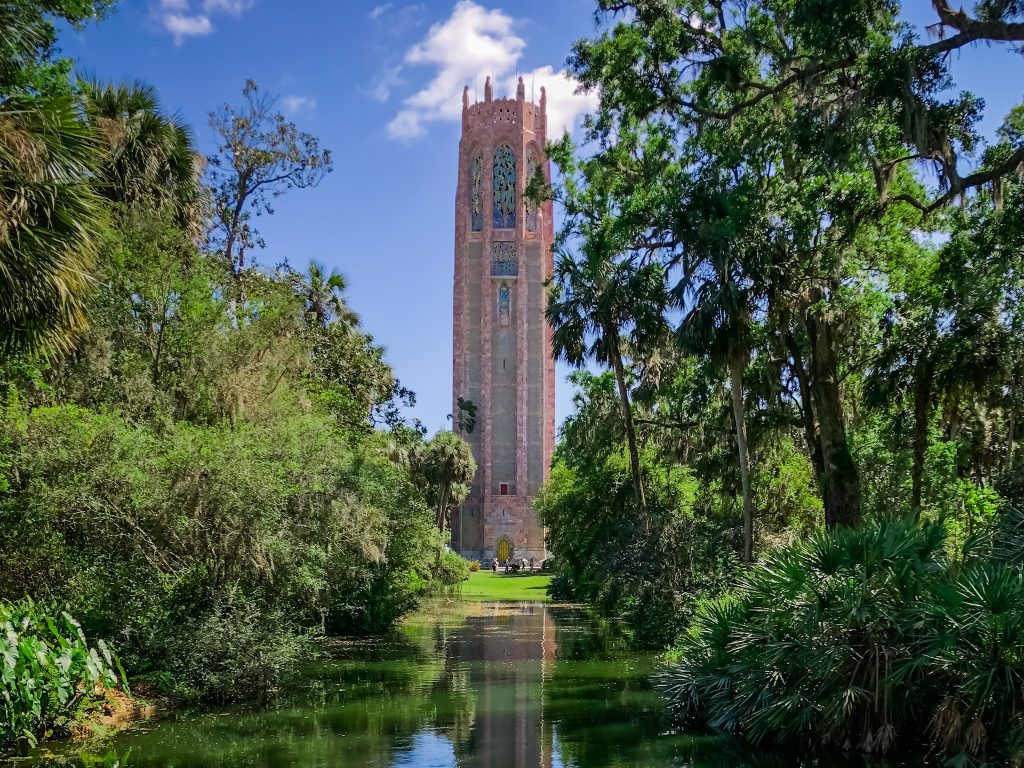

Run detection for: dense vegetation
[[1, 599, 124, 749], [0, 0, 471, 741], [662, 517, 1024, 761], [536, 0, 1024, 762]]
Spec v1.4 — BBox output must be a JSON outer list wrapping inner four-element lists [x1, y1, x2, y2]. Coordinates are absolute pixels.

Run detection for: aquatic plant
[[1, 599, 124, 751]]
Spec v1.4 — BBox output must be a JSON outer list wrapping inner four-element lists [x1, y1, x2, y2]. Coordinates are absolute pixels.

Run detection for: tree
[[565, 0, 1024, 527], [546, 136, 669, 509], [449, 396, 477, 435], [296, 259, 359, 331], [80, 78, 201, 231], [0, 0, 114, 97], [411, 431, 476, 563], [0, 0, 113, 358], [0, 94, 107, 358], [678, 267, 756, 561], [207, 80, 332, 295]]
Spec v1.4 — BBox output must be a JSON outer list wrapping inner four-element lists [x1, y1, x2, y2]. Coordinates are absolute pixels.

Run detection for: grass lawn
[[458, 569, 552, 602]]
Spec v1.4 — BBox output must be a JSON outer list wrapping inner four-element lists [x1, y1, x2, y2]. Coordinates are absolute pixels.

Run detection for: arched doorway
[[496, 537, 512, 562]]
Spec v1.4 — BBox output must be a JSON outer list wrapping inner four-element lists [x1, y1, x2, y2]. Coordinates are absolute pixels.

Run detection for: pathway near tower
[[20, 599, 921, 768]]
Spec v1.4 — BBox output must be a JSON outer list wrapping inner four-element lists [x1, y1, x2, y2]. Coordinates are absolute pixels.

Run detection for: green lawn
[[458, 569, 552, 602]]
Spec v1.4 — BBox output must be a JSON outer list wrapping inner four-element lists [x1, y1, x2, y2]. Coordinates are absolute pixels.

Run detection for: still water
[[26, 600, 917, 767]]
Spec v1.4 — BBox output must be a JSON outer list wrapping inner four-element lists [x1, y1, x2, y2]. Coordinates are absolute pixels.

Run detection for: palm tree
[[0, 92, 107, 357], [677, 265, 755, 562], [300, 260, 359, 331], [80, 78, 201, 231], [411, 431, 477, 564], [548, 245, 666, 508]]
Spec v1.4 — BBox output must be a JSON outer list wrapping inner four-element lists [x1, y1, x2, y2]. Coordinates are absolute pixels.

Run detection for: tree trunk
[[224, 186, 248, 317], [1008, 379, 1017, 469], [152, 295, 170, 388], [784, 328, 825, 490], [804, 294, 861, 527], [1009, 410, 1016, 468], [608, 329, 646, 508], [730, 355, 754, 563], [435, 480, 450, 569], [911, 363, 933, 518]]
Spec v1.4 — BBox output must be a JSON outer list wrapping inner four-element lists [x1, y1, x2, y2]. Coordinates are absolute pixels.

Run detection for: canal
[[22, 599, 916, 767]]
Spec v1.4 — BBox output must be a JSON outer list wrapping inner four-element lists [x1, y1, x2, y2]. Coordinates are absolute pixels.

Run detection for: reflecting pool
[[15, 600, 918, 767]]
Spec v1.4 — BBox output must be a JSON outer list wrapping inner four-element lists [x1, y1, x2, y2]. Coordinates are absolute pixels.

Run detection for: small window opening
[[499, 483, 509, 496]]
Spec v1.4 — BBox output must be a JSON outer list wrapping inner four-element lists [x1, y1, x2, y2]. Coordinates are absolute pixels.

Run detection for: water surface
[[19, 600, 916, 767]]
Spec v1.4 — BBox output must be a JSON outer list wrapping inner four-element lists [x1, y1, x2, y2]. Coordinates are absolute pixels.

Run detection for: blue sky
[[60, 1, 1023, 432]]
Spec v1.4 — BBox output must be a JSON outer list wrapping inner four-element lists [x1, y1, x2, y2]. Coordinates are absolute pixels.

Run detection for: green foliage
[[660, 519, 1024, 763], [432, 550, 470, 591], [0, 63, 443, 716], [0, 92, 108, 357], [80, 78, 201, 230], [408, 430, 476, 555], [538, 437, 736, 648], [1, 599, 123, 750], [161, 605, 308, 703]]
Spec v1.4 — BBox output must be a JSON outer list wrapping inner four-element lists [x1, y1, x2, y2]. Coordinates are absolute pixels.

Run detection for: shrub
[[468, 560, 480, 572], [660, 519, 1024, 764], [1, 600, 124, 751], [0, 404, 442, 694], [161, 604, 309, 703], [537, 449, 736, 648], [432, 550, 470, 590]]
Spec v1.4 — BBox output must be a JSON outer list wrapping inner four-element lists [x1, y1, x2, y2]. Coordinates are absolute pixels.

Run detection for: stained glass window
[[492, 145, 516, 229], [498, 283, 511, 322], [525, 148, 539, 232], [470, 149, 484, 232], [491, 242, 517, 277]]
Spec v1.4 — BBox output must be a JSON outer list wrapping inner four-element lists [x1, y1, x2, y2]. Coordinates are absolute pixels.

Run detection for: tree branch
[[924, 0, 1024, 55]]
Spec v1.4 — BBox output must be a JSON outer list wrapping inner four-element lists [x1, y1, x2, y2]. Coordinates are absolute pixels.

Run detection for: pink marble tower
[[451, 76, 555, 563]]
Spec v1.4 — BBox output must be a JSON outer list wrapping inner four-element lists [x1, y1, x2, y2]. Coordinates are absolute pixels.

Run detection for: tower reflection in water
[[440, 602, 557, 768]]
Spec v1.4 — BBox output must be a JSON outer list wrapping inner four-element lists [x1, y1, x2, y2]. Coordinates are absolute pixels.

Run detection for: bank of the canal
[[6, 597, 922, 768]]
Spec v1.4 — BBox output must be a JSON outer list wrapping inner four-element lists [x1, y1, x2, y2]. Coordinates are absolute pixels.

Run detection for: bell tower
[[451, 77, 555, 563]]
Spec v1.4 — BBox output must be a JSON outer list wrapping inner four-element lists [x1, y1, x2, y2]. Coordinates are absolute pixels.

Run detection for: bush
[[1, 600, 124, 751], [432, 550, 470, 590], [660, 519, 1024, 764], [0, 403, 441, 697], [537, 449, 736, 648], [468, 560, 480, 572], [161, 604, 309, 703]]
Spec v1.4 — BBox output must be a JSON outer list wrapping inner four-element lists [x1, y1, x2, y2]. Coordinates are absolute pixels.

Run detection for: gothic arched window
[[525, 147, 539, 232], [493, 145, 516, 229], [498, 283, 511, 325], [469, 149, 484, 232]]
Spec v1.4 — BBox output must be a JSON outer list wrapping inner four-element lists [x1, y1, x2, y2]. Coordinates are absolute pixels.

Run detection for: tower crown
[[461, 77, 547, 137]]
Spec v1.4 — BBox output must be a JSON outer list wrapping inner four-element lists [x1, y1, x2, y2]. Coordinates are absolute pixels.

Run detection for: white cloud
[[385, 1, 594, 141], [163, 12, 212, 44], [202, 0, 254, 14], [371, 66, 403, 102], [502, 66, 598, 137], [281, 95, 317, 115], [369, 2, 424, 30], [152, 0, 253, 43], [387, 0, 524, 139]]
